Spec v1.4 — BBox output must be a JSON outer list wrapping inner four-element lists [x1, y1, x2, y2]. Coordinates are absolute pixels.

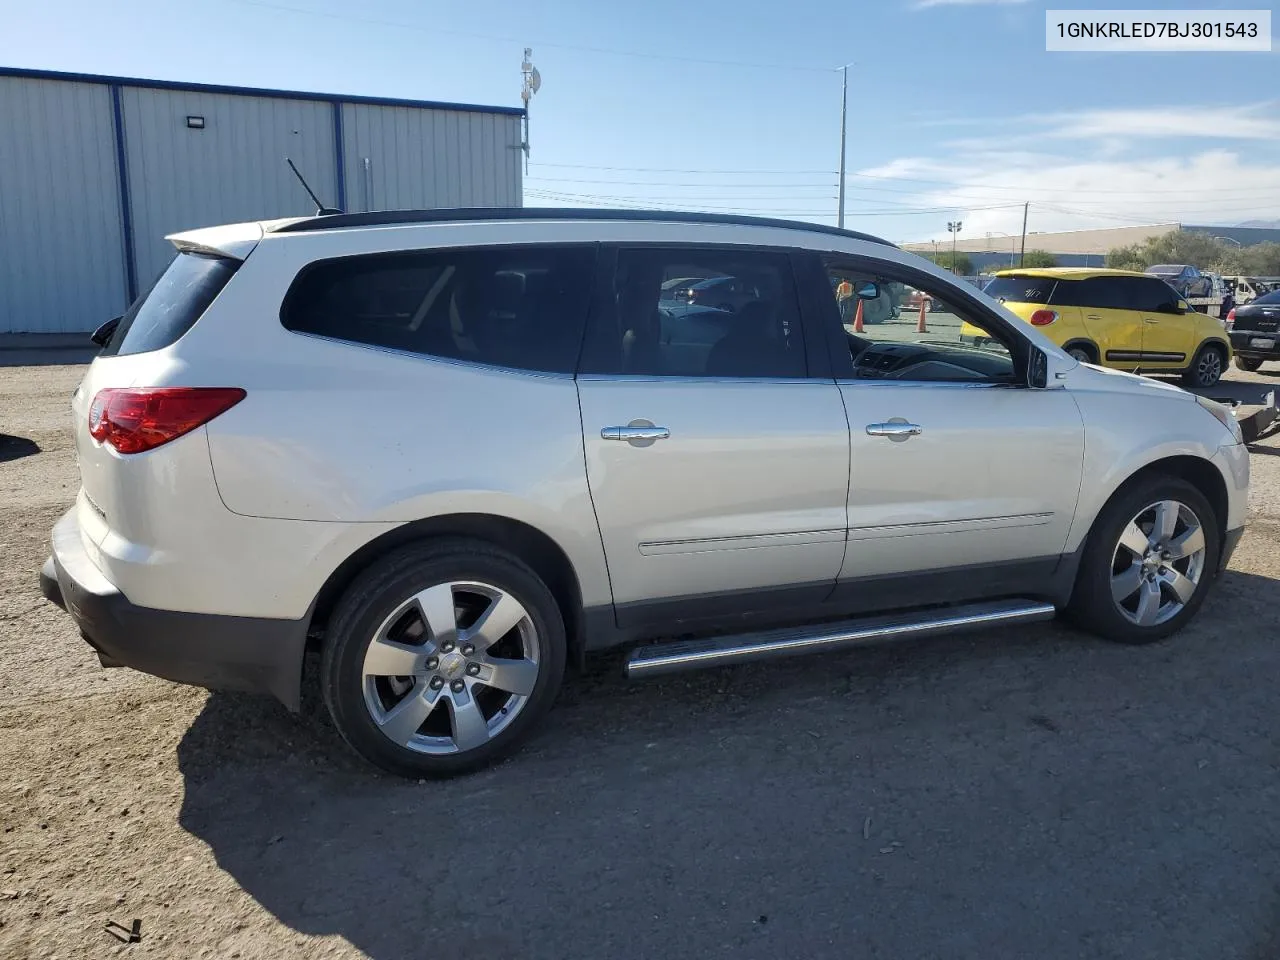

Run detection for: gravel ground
[[3, 362, 1280, 960]]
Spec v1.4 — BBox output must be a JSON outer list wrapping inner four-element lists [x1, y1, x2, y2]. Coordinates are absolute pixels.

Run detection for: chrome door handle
[[602, 425, 670, 442], [866, 422, 922, 438], [1085, 314, 1103, 321], [1144, 317, 1160, 324]]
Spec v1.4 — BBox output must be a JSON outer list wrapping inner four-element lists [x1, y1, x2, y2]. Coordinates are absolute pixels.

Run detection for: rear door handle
[[602, 425, 670, 442], [1144, 317, 1160, 324], [1085, 314, 1103, 321], [866, 422, 922, 439]]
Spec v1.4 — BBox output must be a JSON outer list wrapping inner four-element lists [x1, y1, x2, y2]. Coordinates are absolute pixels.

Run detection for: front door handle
[[602, 424, 670, 442], [866, 421, 923, 439]]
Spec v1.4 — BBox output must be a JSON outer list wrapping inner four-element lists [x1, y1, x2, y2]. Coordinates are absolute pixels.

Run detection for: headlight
[[1196, 394, 1244, 444]]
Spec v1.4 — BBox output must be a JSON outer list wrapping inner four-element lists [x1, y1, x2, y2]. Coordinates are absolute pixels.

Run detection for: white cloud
[[912, 0, 1029, 8], [854, 149, 1280, 242]]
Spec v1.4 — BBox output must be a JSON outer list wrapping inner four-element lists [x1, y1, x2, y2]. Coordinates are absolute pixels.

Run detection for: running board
[[624, 599, 1056, 679]]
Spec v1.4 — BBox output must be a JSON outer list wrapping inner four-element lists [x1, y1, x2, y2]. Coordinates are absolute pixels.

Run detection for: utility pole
[[1019, 201, 1029, 267], [837, 64, 849, 229]]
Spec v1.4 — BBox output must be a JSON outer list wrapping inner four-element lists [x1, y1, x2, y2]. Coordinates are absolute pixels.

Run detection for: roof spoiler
[[166, 221, 265, 261]]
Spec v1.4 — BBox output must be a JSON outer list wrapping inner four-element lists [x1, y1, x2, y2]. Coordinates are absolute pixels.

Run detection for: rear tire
[[1183, 344, 1226, 388], [321, 539, 567, 778], [1236, 356, 1263, 373], [1066, 345, 1096, 364], [1068, 476, 1219, 645]]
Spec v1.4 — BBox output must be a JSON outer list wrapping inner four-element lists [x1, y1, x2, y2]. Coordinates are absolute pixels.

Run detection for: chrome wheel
[[361, 581, 540, 755], [1195, 347, 1223, 385], [1110, 500, 1206, 627]]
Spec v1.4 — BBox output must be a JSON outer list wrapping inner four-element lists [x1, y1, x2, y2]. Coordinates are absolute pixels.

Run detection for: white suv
[[40, 209, 1249, 778]]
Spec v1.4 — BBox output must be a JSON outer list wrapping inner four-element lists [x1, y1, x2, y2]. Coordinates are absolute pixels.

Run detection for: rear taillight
[[1225, 308, 1235, 330], [87, 387, 246, 454], [1029, 309, 1058, 326]]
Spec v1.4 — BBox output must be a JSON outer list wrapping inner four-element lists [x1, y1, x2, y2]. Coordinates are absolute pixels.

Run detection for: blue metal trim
[[0, 66, 525, 117], [109, 84, 138, 303], [332, 101, 347, 212]]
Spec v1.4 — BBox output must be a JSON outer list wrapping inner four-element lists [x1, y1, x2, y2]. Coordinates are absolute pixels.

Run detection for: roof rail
[[268, 207, 895, 246]]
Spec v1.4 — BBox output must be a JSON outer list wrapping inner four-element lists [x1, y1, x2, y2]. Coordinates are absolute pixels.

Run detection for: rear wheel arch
[[307, 514, 586, 666]]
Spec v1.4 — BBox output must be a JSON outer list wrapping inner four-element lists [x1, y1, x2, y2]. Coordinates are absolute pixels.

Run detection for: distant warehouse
[[0, 67, 525, 334]]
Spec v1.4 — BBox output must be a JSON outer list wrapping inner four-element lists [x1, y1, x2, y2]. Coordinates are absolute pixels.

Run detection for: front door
[[817, 255, 1085, 598], [1133, 276, 1195, 370], [577, 245, 850, 628]]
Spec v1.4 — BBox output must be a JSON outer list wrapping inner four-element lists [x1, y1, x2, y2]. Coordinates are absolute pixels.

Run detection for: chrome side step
[[624, 599, 1056, 679]]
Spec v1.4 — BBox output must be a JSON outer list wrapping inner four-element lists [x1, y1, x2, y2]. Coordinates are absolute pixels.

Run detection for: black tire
[[1066, 344, 1096, 364], [1183, 343, 1226, 388], [321, 538, 567, 778], [1068, 476, 1220, 645], [1236, 356, 1263, 373]]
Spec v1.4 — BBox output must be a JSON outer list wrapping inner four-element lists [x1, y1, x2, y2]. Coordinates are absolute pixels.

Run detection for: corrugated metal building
[[0, 67, 524, 334]]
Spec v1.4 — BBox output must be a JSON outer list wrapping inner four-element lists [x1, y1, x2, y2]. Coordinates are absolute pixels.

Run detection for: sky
[[2, 0, 1278, 244]]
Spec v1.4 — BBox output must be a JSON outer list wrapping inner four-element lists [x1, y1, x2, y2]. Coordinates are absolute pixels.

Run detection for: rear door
[[576, 245, 849, 626], [1057, 277, 1144, 372]]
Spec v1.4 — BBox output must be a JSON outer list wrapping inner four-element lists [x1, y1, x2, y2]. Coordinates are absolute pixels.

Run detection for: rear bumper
[[1229, 331, 1280, 357], [39, 508, 307, 710]]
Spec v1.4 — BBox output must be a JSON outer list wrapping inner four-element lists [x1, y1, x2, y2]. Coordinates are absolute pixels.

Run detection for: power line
[[219, 0, 833, 73]]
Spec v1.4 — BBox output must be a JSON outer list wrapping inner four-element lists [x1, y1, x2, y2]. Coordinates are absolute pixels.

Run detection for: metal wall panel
[[341, 104, 522, 213], [121, 88, 337, 284], [0, 77, 127, 333]]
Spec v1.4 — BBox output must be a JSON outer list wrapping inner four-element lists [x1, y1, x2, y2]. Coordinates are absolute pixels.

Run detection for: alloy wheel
[[1110, 500, 1206, 627], [361, 581, 540, 755], [1196, 348, 1223, 386]]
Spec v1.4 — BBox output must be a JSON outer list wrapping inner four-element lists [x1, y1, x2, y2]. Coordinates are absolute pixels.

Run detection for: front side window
[[582, 247, 806, 378], [824, 260, 1016, 384], [280, 245, 596, 374], [1128, 277, 1181, 313]]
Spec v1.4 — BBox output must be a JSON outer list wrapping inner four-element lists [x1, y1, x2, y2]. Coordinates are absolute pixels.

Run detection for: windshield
[[984, 276, 1056, 304]]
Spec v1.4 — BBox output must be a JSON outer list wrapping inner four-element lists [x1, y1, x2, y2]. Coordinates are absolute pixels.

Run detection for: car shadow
[[177, 570, 1280, 959], [0, 434, 40, 464]]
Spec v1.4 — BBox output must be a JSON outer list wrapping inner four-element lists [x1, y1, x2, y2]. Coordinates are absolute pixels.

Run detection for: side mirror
[[855, 281, 880, 300], [90, 316, 121, 347], [1177, 299, 1190, 313], [1028, 346, 1048, 389]]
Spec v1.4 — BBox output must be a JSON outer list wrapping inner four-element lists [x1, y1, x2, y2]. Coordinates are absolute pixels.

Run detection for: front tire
[[1183, 344, 1226, 388], [1068, 477, 1219, 644], [1236, 356, 1263, 373], [321, 539, 567, 778], [1066, 345, 1095, 364]]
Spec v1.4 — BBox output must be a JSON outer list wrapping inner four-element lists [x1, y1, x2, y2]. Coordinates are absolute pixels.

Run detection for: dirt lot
[[3, 362, 1280, 960]]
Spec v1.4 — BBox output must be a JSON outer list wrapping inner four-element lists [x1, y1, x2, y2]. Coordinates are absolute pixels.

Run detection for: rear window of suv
[[101, 253, 239, 357], [984, 276, 1055, 304]]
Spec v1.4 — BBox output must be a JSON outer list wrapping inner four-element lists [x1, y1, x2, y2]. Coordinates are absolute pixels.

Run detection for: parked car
[[972, 268, 1231, 387], [1145, 264, 1212, 299], [1227, 288, 1280, 371], [675, 275, 760, 312], [40, 209, 1247, 778]]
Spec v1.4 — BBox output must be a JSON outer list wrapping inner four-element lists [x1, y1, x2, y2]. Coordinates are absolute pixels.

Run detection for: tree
[[1019, 249, 1057, 268], [1105, 229, 1248, 273], [921, 251, 973, 275]]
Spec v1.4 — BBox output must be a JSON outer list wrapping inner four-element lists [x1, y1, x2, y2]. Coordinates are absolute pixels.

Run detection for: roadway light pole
[[836, 63, 853, 229], [947, 220, 963, 274], [1019, 201, 1029, 266]]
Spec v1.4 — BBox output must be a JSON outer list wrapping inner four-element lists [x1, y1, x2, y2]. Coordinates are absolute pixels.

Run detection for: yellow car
[[962, 268, 1231, 387]]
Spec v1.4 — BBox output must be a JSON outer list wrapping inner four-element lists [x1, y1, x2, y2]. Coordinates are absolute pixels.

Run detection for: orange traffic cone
[[853, 299, 865, 333], [916, 298, 928, 334]]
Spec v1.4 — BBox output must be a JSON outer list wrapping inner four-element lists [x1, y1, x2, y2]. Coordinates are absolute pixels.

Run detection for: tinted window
[[281, 245, 595, 374], [583, 248, 805, 378], [984, 276, 1055, 304], [101, 253, 239, 357], [1052, 277, 1130, 310], [1129, 277, 1180, 313]]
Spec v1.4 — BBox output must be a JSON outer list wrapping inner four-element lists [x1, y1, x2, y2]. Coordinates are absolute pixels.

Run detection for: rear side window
[[1254, 289, 1280, 306], [281, 245, 595, 374], [1052, 277, 1130, 310], [580, 247, 805, 378], [984, 276, 1055, 304], [101, 253, 239, 357]]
